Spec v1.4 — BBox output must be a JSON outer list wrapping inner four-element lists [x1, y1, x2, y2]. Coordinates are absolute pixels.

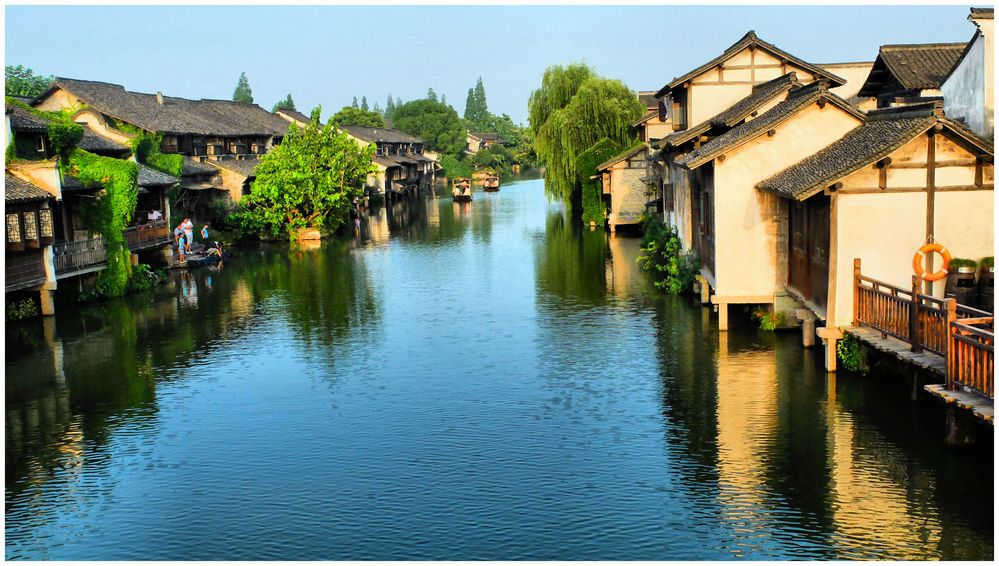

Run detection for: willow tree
[[528, 63, 644, 202]]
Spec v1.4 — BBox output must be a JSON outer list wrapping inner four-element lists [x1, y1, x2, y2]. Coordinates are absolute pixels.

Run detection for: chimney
[[156, 92, 163, 105]]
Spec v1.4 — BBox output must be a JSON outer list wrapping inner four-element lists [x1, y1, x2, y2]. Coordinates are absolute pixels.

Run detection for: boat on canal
[[483, 175, 500, 192], [451, 177, 472, 202]]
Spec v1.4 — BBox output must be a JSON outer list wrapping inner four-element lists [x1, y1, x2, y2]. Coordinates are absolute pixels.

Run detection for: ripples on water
[[5, 178, 994, 560]]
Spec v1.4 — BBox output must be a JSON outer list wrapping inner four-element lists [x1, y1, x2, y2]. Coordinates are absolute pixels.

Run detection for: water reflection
[[5, 177, 993, 560]]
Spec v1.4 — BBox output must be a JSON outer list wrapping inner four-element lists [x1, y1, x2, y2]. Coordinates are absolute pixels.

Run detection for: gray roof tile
[[5, 173, 53, 203]]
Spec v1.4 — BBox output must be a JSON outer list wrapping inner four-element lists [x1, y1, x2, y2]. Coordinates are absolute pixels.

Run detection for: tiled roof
[[970, 7, 993, 18], [5, 173, 53, 203], [275, 108, 311, 125], [182, 156, 218, 176], [656, 73, 800, 150], [757, 102, 993, 201], [344, 125, 422, 144], [676, 81, 864, 169], [207, 157, 262, 177], [78, 126, 129, 154], [638, 91, 658, 109], [468, 131, 505, 142], [137, 164, 179, 187], [596, 144, 647, 172], [39, 78, 290, 137], [655, 30, 845, 97], [858, 43, 966, 96], [632, 109, 660, 127], [6, 103, 49, 133]]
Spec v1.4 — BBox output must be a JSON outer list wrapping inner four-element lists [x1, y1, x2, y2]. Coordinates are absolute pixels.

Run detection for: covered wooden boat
[[451, 178, 472, 202], [483, 175, 500, 192]]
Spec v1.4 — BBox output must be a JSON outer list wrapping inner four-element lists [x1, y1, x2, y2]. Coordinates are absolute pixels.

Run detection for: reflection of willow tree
[[534, 211, 608, 305], [650, 295, 722, 491]]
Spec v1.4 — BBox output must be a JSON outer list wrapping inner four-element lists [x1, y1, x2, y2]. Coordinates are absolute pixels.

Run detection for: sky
[[4, 4, 980, 124]]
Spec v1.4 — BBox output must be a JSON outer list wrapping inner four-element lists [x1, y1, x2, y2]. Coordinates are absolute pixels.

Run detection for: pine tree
[[396, 96, 402, 109], [474, 76, 488, 117], [361, 96, 369, 111], [386, 94, 395, 116], [427, 88, 438, 102], [441, 93, 447, 106], [352, 97, 358, 109], [373, 102, 382, 115], [464, 88, 476, 121], [233, 72, 254, 103], [272, 93, 296, 112]]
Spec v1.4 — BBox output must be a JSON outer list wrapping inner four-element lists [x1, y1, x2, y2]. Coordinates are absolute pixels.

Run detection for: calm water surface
[[5, 178, 994, 560]]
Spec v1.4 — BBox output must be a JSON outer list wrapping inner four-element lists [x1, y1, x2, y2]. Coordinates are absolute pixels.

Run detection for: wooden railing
[[125, 220, 170, 251], [948, 318, 994, 398], [854, 258, 994, 399], [5, 250, 46, 292], [53, 238, 107, 277]]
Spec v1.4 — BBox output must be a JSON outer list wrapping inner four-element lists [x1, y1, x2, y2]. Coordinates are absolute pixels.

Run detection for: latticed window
[[39, 209, 54, 238], [7, 213, 22, 243], [23, 211, 38, 241]]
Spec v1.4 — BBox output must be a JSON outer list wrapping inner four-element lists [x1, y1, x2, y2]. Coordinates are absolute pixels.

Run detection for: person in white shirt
[[147, 209, 163, 221]]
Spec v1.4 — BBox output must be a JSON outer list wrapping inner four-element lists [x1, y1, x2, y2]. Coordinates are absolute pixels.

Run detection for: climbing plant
[[130, 130, 183, 176], [64, 148, 139, 297], [836, 336, 867, 374], [575, 138, 631, 226], [637, 216, 699, 294]]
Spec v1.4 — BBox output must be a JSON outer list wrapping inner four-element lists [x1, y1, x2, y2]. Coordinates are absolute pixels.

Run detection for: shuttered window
[[7, 213, 22, 243], [23, 211, 38, 241]]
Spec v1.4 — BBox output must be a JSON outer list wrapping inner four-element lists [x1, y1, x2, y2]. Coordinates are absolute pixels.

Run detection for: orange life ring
[[913, 243, 953, 282]]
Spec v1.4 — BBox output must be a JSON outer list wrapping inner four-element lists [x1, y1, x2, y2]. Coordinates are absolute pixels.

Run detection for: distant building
[[466, 132, 505, 154], [274, 108, 311, 129], [344, 126, 437, 198], [596, 144, 649, 232]]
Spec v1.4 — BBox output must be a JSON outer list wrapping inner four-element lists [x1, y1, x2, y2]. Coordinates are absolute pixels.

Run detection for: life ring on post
[[913, 243, 952, 282]]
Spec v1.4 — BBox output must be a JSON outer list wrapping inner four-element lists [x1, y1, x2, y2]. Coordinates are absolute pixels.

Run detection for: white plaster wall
[[942, 34, 988, 138], [821, 62, 875, 100], [712, 103, 862, 300]]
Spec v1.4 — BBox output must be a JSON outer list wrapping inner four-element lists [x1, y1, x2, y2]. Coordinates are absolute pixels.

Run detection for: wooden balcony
[[6, 250, 46, 292], [53, 238, 107, 279], [125, 220, 170, 251]]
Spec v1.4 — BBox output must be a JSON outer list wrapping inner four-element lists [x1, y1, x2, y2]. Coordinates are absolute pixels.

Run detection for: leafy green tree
[[5, 65, 53, 98], [427, 88, 438, 102], [441, 93, 447, 106], [360, 96, 369, 111], [528, 63, 643, 201], [385, 94, 395, 116], [232, 72, 254, 103], [392, 98, 466, 156], [352, 97, 359, 109], [330, 106, 386, 128], [575, 138, 625, 225], [463, 77, 489, 128], [272, 93, 296, 112], [395, 96, 402, 109], [237, 107, 376, 238], [373, 102, 382, 115]]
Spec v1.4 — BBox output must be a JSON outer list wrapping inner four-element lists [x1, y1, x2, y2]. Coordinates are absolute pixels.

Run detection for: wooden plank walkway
[[843, 325, 946, 376], [924, 384, 994, 424], [843, 325, 993, 426]]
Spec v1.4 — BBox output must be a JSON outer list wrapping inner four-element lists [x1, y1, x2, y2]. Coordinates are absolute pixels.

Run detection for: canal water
[[5, 177, 993, 560]]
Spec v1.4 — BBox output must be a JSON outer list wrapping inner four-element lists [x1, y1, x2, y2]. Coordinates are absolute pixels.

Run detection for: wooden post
[[925, 129, 937, 296], [911, 275, 922, 353], [944, 298, 958, 390], [853, 258, 861, 325]]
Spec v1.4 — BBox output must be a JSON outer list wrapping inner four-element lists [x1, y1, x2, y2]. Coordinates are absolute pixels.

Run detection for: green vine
[[64, 148, 139, 297], [836, 336, 867, 374], [752, 308, 786, 331], [130, 130, 182, 177], [6, 297, 39, 321], [637, 215, 699, 294]]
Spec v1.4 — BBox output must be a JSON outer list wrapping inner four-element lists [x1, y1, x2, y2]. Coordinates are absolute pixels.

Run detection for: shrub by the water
[[837, 335, 867, 374], [6, 298, 38, 321], [637, 215, 699, 294]]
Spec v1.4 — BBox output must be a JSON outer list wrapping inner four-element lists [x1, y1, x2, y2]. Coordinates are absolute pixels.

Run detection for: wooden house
[[672, 81, 865, 329], [31, 78, 289, 213], [596, 144, 649, 232], [5, 173, 57, 314], [856, 43, 966, 108], [345, 126, 437, 199], [941, 7, 994, 140], [466, 132, 506, 154], [757, 102, 994, 343]]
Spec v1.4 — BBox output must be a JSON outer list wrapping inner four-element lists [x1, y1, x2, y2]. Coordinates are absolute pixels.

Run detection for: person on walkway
[[182, 217, 194, 253], [148, 209, 163, 222], [177, 232, 186, 263]]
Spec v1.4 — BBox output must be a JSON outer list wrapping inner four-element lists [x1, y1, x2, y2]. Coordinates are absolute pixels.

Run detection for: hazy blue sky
[[5, 5, 977, 123]]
